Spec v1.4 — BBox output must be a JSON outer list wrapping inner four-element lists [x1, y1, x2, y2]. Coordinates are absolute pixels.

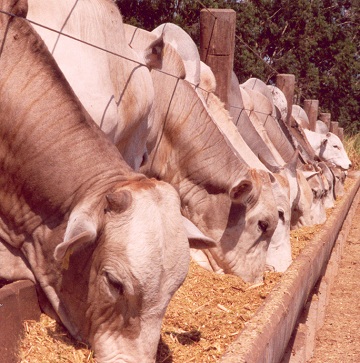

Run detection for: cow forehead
[[103, 179, 187, 264], [108, 180, 182, 235], [248, 169, 281, 219], [327, 134, 342, 147]]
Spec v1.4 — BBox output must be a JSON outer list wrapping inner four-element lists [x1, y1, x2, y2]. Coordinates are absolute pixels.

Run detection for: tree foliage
[[117, 0, 359, 133]]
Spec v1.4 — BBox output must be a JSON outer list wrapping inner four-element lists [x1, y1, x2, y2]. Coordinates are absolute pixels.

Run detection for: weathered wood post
[[338, 127, 344, 141], [276, 74, 295, 126], [319, 112, 331, 131], [200, 8, 236, 111], [330, 121, 339, 137], [303, 99, 319, 131]]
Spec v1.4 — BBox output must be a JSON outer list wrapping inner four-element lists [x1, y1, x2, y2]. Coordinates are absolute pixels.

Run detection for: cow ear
[[321, 136, 329, 147], [54, 211, 97, 269], [9, 0, 28, 17], [229, 179, 254, 204], [144, 36, 164, 70], [181, 216, 216, 249]]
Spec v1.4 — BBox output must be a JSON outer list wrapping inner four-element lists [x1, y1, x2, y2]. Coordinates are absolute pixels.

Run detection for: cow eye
[[278, 209, 285, 222], [258, 220, 269, 233], [333, 145, 340, 149], [105, 272, 124, 295]]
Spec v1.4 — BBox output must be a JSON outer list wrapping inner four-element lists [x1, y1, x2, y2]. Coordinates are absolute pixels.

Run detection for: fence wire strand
[[0, 7, 280, 121]]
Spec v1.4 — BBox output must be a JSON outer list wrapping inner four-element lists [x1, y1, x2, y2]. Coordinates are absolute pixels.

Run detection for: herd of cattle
[[0, 0, 352, 362]]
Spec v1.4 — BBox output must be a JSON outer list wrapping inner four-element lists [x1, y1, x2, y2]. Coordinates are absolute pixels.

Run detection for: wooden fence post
[[330, 121, 339, 137], [303, 99, 319, 131], [200, 9, 236, 111], [276, 74, 295, 126], [319, 113, 331, 131], [338, 128, 344, 141]]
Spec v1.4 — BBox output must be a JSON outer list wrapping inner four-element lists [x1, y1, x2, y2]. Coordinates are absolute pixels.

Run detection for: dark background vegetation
[[116, 0, 359, 134]]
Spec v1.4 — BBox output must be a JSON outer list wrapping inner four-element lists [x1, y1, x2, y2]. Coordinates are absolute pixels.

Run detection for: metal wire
[[0, 7, 278, 120]]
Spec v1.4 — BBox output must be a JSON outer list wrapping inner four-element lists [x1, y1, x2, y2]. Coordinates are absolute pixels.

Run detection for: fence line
[[0, 8, 291, 125]]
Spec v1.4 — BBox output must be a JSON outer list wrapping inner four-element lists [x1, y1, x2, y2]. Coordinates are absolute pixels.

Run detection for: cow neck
[[231, 98, 282, 168], [146, 76, 250, 194], [202, 91, 272, 172], [27, 0, 125, 52], [262, 113, 294, 162], [27, 2, 155, 173], [128, 27, 249, 191], [274, 115, 311, 165], [0, 13, 137, 226], [289, 122, 318, 162]]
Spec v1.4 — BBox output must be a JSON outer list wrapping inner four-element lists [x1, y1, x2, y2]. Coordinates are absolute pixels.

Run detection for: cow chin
[[266, 220, 292, 273], [227, 236, 270, 284], [90, 321, 160, 363], [201, 231, 271, 284], [332, 158, 352, 171]]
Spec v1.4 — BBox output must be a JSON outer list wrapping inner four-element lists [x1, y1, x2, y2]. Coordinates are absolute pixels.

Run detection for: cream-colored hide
[[303, 129, 352, 170], [152, 22, 201, 87], [27, 0, 163, 170], [125, 25, 280, 283], [0, 4, 214, 362]]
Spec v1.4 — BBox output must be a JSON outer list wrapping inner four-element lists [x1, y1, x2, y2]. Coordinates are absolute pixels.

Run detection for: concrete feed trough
[[0, 173, 359, 363]]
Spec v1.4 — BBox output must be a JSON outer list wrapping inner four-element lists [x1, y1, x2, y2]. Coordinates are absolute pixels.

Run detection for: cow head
[[189, 169, 278, 283], [300, 164, 327, 225], [303, 129, 352, 171], [290, 169, 314, 229], [39, 179, 212, 363], [317, 161, 336, 209], [280, 149, 314, 230], [319, 132, 352, 170], [252, 156, 293, 272], [264, 172, 292, 273], [330, 165, 346, 199]]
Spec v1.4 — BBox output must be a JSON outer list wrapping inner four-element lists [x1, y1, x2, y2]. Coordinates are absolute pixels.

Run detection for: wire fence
[[0, 5, 287, 127]]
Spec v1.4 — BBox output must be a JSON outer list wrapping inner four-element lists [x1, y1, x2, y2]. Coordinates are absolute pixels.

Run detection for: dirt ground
[[307, 201, 360, 363]]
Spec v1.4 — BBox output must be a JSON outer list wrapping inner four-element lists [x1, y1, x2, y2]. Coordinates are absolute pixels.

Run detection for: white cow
[[125, 25, 281, 282], [292, 104, 310, 129], [315, 120, 330, 134], [231, 76, 317, 229], [27, 0, 164, 170], [145, 24, 295, 273], [152, 22, 201, 87], [204, 91, 293, 272], [266, 85, 331, 223], [0, 3, 215, 362], [303, 129, 352, 170]]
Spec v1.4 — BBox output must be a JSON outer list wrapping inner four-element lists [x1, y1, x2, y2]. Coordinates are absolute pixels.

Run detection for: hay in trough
[[18, 177, 356, 362], [19, 265, 281, 363], [20, 314, 94, 363]]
